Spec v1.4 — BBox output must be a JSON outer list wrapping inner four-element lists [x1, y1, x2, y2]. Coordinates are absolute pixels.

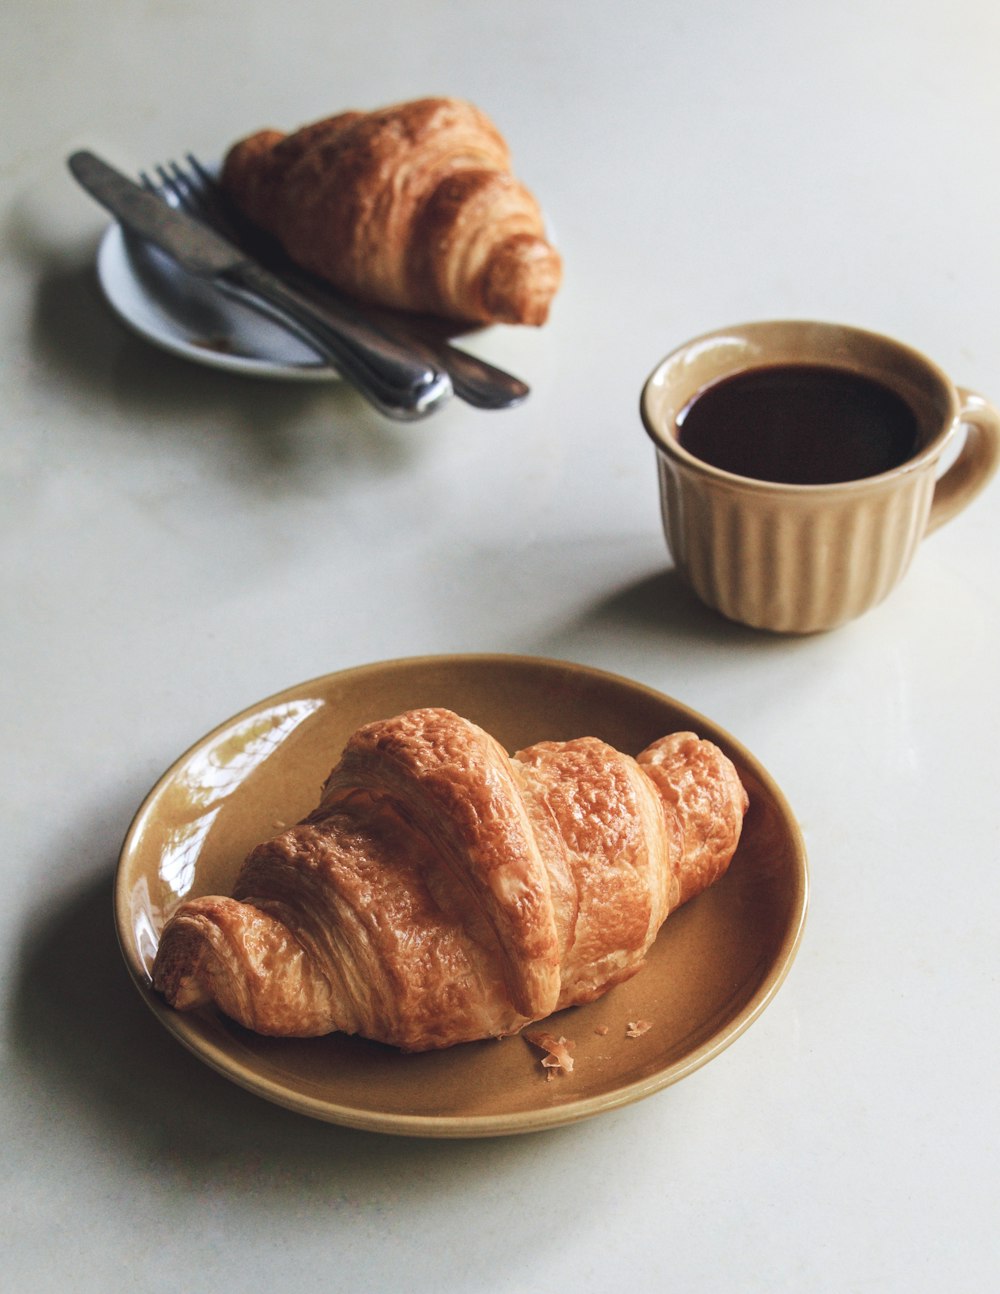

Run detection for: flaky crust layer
[[152, 708, 748, 1051], [220, 97, 562, 325]]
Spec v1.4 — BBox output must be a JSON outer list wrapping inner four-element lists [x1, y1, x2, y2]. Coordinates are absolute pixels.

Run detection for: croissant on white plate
[[152, 708, 748, 1051], [220, 96, 562, 326]]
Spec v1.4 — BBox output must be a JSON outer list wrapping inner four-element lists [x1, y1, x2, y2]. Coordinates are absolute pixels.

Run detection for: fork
[[144, 156, 530, 411]]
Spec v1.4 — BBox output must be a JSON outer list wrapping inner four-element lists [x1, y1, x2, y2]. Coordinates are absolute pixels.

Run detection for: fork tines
[[140, 155, 241, 243]]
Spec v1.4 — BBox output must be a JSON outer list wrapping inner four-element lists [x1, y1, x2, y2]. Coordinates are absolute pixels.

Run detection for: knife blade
[[68, 149, 453, 420]]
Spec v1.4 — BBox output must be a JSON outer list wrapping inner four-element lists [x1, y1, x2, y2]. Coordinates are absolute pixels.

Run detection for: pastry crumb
[[193, 336, 234, 354], [594, 1024, 610, 1036], [525, 1031, 575, 1077], [626, 1019, 652, 1038]]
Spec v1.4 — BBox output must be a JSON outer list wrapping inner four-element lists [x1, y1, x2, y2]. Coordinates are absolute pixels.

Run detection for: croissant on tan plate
[[220, 96, 562, 326], [152, 708, 748, 1051]]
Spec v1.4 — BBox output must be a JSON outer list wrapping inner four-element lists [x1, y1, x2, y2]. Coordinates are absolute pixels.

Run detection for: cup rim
[[640, 319, 961, 493]]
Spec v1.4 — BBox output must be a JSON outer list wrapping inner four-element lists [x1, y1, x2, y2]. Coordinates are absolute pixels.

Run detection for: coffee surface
[[676, 364, 920, 484]]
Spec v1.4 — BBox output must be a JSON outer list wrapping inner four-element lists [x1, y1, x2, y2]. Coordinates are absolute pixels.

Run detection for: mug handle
[[925, 388, 1000, 535]]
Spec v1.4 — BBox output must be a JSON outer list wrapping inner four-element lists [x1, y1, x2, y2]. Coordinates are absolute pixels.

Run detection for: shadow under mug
[[640, 320, 1000, 634]]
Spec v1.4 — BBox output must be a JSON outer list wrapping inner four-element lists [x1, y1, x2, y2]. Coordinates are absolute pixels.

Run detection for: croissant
[[219, 97, 562, 326], [152, 708, 748, 1051]]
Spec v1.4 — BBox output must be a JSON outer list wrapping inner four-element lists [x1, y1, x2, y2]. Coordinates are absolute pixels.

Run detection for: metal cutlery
[[69, 149, 452, 420]]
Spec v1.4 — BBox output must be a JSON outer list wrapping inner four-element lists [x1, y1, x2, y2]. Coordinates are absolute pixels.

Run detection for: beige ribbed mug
[[640, 321, 1000, 633]]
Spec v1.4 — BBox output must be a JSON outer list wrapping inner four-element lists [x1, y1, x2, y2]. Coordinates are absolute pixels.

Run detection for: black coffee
[[675, 364, 920, 485]]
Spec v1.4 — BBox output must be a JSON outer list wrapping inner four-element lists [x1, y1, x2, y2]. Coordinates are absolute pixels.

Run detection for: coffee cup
[[640, 320, 1000, 633]]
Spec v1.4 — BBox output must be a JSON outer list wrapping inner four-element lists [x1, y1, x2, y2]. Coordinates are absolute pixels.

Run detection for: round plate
[[115, 654, 808, 1137], [97, 222, 336, 380]]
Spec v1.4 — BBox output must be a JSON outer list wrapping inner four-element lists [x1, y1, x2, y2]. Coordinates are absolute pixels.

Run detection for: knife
[[68, 149, 452, 420]]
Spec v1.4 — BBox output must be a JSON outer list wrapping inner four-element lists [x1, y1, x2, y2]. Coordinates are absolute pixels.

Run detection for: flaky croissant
[[220, 97, 562, 326], [152, 708, 748, 1051]]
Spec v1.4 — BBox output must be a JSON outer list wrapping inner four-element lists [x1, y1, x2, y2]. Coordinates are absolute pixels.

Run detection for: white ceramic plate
[[115, 654, 809, 1138], [96, 221, 336, 379]]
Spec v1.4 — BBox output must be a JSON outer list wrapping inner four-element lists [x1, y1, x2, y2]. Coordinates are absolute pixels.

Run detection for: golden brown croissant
[[152, 708, 748, 1051], [220, 97, 562, 325]]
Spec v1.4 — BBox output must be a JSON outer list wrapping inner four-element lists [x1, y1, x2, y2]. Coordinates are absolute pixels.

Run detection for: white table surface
[[4, 2, 998, 1290]]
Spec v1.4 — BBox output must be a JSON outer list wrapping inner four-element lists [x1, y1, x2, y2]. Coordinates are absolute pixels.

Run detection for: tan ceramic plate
[[115, 654, 808, 1137]]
